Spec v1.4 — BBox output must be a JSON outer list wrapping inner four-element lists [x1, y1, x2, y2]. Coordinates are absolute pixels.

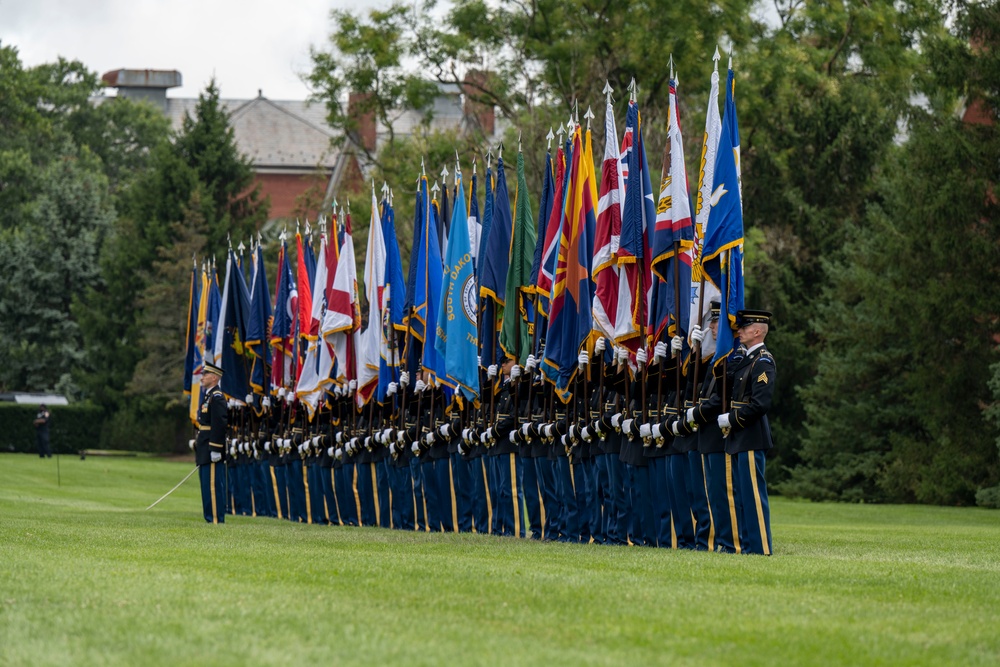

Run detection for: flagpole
[[690, 274, 706, 403], [721, 249, 730, 415]]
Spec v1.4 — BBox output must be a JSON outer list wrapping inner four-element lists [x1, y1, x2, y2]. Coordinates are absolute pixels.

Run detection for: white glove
[[653, 341, 668, 362], [400, 371, 410, 386], [480, 431, 488, 444], [327, 447, 335, 457], [411, 442, 421, 454], [245, 393, 253, 404], [520, 423, 530, 436], [336, 432, 344, 444], [639, 423, 652, 438], [616, 346, 629, 364], [382, 428, 393, 442], [348, 379, 357, 391], [510, 364, 522, 379], [622, 418, 634, 434], [487, 364, 498, 379], [387, 382, 398, 396], [543, 424, 554, 438], [364, 436, 372, 449], [438, 424, 450, 437], [462, 428, 470, 441], [476, 355, 481, 367], [578, 351, 589, 368], [278, 387, 287, 398], [611, 413, 623, 429], [211, 451, 222, 463], [560, 434, 568, 447], [581, 426, 592, 442], [690, 325, 705, 343], [188, 439, 195, 451], [671, 421, 681, 436], [312, 436, 321, 446], [636, 348, 648, 366], [509, 431, 516, 444], [424, 432, 435, 445], [717, 413, 731, 430], [595, 337, 607, 352], [264, 441, 271, 452], [397, 430, 406, 443], [671, 335, 683, 356], [415, 379, 427, 393], [686, 407, 695, 422], [652, 423, 663, 440], [297, 443, 305, 454], [262, 396, 271, 408], [525, 354, 538, 371], [485, 428, 494, 441]]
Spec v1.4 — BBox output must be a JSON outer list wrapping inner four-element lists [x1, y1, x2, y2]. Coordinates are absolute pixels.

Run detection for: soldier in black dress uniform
[[717, 310, 775, 556], [195, 362, 228, 523]]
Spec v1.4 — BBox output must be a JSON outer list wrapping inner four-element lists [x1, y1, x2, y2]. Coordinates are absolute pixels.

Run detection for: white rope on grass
[[145, 466, 198, 510]]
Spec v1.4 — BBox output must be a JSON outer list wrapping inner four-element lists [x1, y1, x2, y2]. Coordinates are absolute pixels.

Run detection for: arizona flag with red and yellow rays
[[541, 124, 597, 401]]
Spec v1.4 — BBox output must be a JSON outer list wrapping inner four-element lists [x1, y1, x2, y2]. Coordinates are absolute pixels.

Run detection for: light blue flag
[[435, 171, 478, 401]]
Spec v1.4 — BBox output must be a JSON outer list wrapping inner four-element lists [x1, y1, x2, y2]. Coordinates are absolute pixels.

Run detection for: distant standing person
[[196, 362, 228, 523], [34, 404, 52, 458]]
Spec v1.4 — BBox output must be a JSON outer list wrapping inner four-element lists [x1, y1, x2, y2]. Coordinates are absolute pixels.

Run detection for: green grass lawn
[[1, 454, 999, 666]]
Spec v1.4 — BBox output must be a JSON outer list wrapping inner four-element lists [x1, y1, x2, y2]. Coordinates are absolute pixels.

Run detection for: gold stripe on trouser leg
[[671, 515, 677, 549], [352, 466, 362, 525], [371, 463, 380, 527], [538, 484, 546, 540], [423, 492, 430, 532], [701, 454, 715, 551], [270, 467, 283, 519], [569, 461, 576, 494], [210, 463, 218, 524], [412, 480, 419, 532], [510, 454, 520, 538], [482, 459, 493, 534], [332, 470, 343, 526], [251, 480, 256, 517], [747, 453, 770, 556], [448, 458, 458, 533], [303, 466, 312, 524], [725, 454, 741, 554], [387, 487, 394, 529]]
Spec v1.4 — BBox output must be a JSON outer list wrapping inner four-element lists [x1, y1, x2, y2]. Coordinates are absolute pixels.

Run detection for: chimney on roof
[[463, 70, 495, 138], [101, 69, 182, 112], [348, 92, 377, 153]]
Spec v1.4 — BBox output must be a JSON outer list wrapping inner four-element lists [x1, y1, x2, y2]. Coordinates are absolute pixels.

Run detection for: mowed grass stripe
[[1, 455, 998, 666]]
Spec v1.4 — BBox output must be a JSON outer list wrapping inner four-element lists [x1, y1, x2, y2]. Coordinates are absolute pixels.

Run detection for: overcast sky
[[0, 0, 376, 101]]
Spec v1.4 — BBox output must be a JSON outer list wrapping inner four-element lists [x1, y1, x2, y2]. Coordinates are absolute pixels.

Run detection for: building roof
[[165, 96, 342, 171]]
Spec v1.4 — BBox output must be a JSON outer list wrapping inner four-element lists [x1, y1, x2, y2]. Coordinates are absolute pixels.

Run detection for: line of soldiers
[[195, 305, 775, 555]]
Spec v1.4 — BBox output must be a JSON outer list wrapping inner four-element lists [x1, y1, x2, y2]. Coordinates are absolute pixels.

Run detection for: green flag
[[499, 152, 538, 364]]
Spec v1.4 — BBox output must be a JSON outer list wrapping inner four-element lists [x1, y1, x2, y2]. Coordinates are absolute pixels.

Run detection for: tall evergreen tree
[[786, 0, 1000, 503], [76, 79, 267, 415]]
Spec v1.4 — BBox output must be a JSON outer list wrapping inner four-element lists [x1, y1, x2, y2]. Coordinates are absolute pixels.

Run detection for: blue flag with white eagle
[[702, 67, 745, 367]]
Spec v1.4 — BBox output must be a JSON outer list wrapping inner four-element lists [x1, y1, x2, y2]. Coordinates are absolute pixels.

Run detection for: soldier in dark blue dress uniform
[[195, 362, 228, 524], [717, 310, 775, 556]]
